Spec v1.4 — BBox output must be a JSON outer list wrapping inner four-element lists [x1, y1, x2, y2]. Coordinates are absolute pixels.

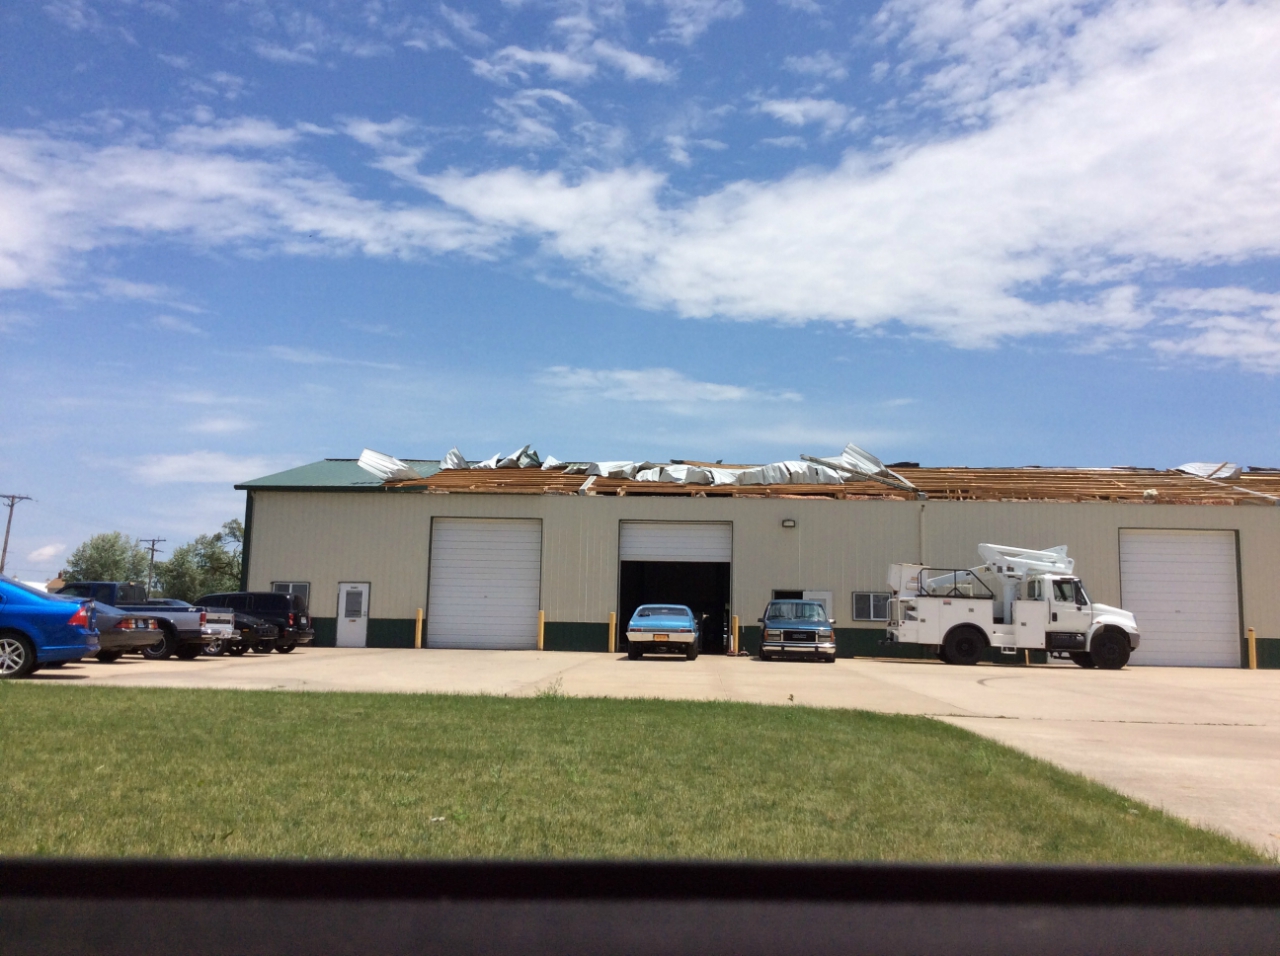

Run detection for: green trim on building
[[544, 621, 610, 652], [312, 618, 336, 647], [368, 619, 416, 648], [1257, 638, 1280, 669]]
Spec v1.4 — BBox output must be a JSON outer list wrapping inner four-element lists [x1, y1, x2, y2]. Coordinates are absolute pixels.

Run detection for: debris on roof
[[1177, 462, 1242, 480], [356, 449, 422, 482]]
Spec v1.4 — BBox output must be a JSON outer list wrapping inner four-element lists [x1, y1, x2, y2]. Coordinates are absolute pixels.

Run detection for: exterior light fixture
[[781, 519, 797, 528]]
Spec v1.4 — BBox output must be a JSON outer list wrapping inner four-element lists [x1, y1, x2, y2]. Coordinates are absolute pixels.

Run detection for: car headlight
[[818, 629, 833, 639], [765, 629, 781, 638]]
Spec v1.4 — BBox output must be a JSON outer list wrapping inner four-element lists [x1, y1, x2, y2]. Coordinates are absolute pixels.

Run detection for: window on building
[[272, 581, 310, 605], [853, 591, 890, 621]]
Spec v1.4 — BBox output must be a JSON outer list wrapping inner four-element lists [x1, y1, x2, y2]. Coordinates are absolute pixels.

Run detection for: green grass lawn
[[0, 683, 1264, 863]]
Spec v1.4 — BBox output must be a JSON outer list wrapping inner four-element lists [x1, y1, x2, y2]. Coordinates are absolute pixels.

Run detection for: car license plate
[[654, 634, 669, 641]]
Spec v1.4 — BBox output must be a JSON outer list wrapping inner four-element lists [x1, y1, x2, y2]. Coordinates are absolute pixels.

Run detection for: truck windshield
[[767, 602, 826, 621], [1053, 579, 1089, 605]]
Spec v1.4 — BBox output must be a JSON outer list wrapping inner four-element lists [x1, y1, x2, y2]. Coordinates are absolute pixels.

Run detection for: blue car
[[625, 604, 700, 660], [0, 575, 99, 678]]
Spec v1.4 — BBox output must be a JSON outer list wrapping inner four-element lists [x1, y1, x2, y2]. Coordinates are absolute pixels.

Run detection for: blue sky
[[2, 0, 1279, 580]]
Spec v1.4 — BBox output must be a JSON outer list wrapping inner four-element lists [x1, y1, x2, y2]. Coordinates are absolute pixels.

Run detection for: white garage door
[[1119, 529, 1240, 667], [427, 518, 541, 649], [619, 521, 732, 562]]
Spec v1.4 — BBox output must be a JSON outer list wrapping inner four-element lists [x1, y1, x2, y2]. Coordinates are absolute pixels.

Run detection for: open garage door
[[619, 521, 731, 654], [1119, 529, 1241, 667], [427, 518, 541, 649]]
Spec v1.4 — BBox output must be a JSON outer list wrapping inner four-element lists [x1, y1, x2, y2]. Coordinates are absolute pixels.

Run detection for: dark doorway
[[619, 561, 731, 654]]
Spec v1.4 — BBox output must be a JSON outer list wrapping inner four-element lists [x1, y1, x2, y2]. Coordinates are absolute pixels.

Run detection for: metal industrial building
[[236, 453, 1280, 668]]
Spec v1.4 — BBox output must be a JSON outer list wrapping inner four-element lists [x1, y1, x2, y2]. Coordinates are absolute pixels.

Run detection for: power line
[[138, 537, 166, 595], [0, 494, 34, 576]]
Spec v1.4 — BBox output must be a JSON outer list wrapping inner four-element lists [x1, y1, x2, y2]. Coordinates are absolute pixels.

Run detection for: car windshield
[[766, 601, 827, 621], [636, 606, 691, 618]]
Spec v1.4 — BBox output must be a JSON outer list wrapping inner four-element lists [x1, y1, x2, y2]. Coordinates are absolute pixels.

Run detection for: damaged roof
[[238, 452, 1280, 505]]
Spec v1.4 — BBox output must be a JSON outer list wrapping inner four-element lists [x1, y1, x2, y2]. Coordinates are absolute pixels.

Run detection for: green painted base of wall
[[368, 619, 416, 648], [544, 622, 610, 652], [307, 618, 416, 648], [312, 618, 336, 647], [1256, 639, 1280, 669]]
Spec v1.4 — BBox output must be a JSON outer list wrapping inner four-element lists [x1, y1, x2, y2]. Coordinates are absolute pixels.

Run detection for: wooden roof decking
[[382, 465, 1280, 504]]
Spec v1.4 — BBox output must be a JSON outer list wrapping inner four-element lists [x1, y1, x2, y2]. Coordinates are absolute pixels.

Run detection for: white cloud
[[590, 40, 675, 82], [27, 543, 66, 563], [439, 3, 490, 45], [473, 46, 598, 84], [132, 451, 285, 484], [758, 98, 854, 133], [656, 0, 744, 44], [423, 0, 1280, 355], [1150, 289, 1280, 373], [783, 51, 847, 81], [760, 135, 807, 148], [187, 417, 254, 434], [153, 314, 205, 335], [541, 365, 757, 403], [266, 345, 401, 369], [168, 118, 299, 150]]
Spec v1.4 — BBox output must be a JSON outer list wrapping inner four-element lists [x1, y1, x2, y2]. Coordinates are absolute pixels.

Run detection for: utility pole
[[0, 494, 33, 576], [139, 537, 166, 595]]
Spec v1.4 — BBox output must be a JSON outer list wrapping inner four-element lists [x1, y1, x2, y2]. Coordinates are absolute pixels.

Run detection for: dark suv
[[195, 592, 314, 653]]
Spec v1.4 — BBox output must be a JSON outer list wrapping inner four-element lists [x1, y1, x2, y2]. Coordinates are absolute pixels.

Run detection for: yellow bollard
[[538, 610, 545, 651], [1248, 626, 1257, 670], [608, 611, 617, 654], [414, 607, 423, 649], [731, 615, 739, 656]]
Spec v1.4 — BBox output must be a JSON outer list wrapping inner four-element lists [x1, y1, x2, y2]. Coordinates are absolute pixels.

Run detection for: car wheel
[[685, 643, 699, 661], [228, 644, 250, 657], [1069, 652, 1095, 668], [175, 644, 202, 660], [204, 639, 226, 657], [276, 643, 296, 654], [942, 627, 984, 666], [96, 650, 125, 663], [140, 633, 173, 660], [627, 644, 641, 660], [0, 632, 38, 679], [252, 642, 274, 654], [1090, 630, 1131, 670]]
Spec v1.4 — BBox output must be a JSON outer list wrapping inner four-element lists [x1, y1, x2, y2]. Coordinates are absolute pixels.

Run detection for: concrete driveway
[[27, 649, 1280, 857]]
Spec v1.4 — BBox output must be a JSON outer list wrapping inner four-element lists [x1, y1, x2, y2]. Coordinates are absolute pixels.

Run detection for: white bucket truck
[[885, 544, 1140, 669]]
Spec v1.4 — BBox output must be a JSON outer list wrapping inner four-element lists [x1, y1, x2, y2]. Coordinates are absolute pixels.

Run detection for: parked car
[[92, 605, 162, 662], [758, 599, 836, 662], [195, 592, 313, 653], [146, 598, 236, 654], [203, 611, 278, 657], [625, 604, 700, 660], [54, 582, 210, 660], [0, 574, 99, 678]]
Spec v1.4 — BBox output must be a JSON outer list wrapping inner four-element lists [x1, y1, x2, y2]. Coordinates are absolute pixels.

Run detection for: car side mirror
[[829, 619, 836, 625], [757, 618, 765, 624]]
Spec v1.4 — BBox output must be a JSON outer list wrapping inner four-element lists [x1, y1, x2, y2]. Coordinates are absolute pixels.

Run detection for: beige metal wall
[[246, 490, 1280, 644]]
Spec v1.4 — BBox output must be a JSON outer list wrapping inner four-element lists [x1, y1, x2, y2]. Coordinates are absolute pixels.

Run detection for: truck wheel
[[229, 644, 250, 657], [175, 644, 202, 660], [252, 642, 274, 654], [140, 633, 173, 660], [1090, 630, 1131, 670], [627, 644, 642, 660], [204, 639, 226, 657], [685, 643, 699, 661], [96, 650, 124, 663], [942, 627, 984, 666], [1069, 652, 1095, 668], [276, 643, 296, 654], [0, 632, 38, 679]]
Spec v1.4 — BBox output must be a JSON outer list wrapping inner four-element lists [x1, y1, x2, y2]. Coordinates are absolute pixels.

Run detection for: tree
[[64, 532, 150, 583], [155, 520, 243, 602]]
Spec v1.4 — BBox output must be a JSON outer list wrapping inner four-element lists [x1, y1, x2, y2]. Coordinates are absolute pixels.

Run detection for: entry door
[[336, 582, 369, 647], [427, 518, 542, 649], [1120, 529, 1240, 667]]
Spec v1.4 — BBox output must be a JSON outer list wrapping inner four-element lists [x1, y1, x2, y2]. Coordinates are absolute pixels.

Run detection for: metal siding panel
[[1120, 529, 1240, 667], [619, 521, 732, 562], [427, 518, 542, 649]]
